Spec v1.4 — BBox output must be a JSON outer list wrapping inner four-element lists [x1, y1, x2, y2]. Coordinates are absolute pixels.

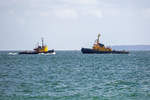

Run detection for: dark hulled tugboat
[[19, 38, 55, 54], [81, 33, 129, 54]]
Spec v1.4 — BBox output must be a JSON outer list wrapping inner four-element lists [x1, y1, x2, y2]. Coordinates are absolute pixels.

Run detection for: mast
[[97, 33, 100, 44], [41, 37, 44, 47]]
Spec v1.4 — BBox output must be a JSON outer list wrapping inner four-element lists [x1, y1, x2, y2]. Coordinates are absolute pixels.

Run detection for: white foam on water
[[52, 52, 56, 55], [45, 52, 56, 55], [39, 52, 56, 55], [39, 53, 44, 55], [8, 52, 17, 55]]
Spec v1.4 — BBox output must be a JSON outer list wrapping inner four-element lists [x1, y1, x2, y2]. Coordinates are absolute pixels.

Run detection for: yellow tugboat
[[81, 33, 129, 54], [19, 38, 55, 54]]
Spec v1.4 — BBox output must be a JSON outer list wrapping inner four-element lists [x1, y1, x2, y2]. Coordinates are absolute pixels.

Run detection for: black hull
[[81, 48, 129, 54], [19, 49, 55, 54]]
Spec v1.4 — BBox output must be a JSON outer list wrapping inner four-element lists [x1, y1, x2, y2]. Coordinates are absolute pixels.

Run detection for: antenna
[[41, 37, 44, 47], [37, 42, 39, 47]]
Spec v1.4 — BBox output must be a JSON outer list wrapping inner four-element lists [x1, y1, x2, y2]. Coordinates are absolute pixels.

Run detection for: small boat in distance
[[19, 38, 55, 54], [81, 33, 129, 54]]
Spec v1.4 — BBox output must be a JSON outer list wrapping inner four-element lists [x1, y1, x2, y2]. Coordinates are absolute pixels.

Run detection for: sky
[[0, 0, 150, 50]]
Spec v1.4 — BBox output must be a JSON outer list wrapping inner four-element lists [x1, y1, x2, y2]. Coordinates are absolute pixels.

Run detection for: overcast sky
[[0, 0, 150, 50]]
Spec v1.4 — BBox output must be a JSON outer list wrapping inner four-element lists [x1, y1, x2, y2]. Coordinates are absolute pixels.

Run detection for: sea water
[[0, 51, 150, 100]]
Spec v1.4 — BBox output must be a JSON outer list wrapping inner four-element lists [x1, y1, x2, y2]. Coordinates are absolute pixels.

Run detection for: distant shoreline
[[112, 45, 150, 51]]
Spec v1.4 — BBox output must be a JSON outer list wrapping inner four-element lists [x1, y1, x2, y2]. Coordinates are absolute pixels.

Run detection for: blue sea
[[0, 51, 150, 100]]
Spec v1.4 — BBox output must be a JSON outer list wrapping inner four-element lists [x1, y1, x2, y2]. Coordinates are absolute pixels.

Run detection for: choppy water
[[0, 51, 150, 100]]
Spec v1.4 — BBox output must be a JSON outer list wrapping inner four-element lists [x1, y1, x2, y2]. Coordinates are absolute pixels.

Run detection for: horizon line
[[0, 44, 150, 51]]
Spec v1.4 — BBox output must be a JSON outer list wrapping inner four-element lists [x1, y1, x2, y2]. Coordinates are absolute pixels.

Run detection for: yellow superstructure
[[42, 46, 48, 52], [92, 34, 112, 51], [34, 38, 49, 53], [37, 45, 48, 52]]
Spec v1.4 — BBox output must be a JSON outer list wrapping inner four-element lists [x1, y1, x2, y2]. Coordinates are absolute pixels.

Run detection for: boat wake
[[39, 52, 56, 55], [8, 52, 17, 55]]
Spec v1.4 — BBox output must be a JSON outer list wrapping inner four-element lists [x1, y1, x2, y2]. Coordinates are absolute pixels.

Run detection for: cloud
[[2, 0, 147, 20], [40, 11, 51, 17], [103, 8, 120, 17], [17, 17, 26, 25], [142, 8, 150, 18], [38, 8, 103, 19], [9, 10, 15, 15], [85, 9, 103, 18], [0, 0, 118, 19], [62, 0, 99, 5], [53, 8, 78, 19], [27, 0, 103, 19]]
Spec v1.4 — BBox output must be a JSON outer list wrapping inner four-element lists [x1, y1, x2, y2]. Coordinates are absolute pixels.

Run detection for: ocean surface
[[0, 51, 150, 100]]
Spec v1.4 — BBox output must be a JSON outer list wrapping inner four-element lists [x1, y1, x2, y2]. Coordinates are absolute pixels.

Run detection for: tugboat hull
[[81, 48, 129, 54], [19, 50, 55, 54]]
